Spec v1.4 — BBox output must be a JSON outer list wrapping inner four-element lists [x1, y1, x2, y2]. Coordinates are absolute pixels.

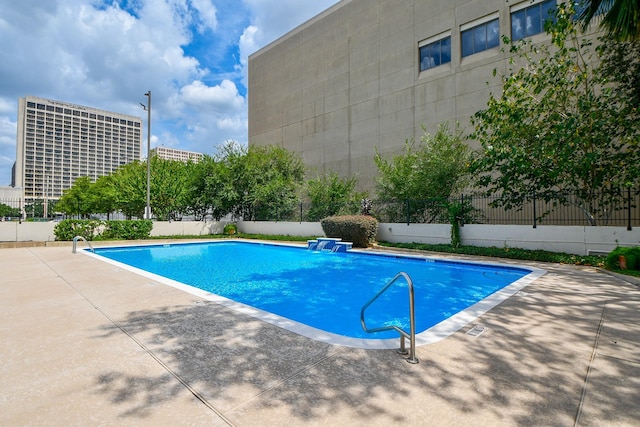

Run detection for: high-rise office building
[[15, 96, 142, 200], [151, 146, 203, 163]]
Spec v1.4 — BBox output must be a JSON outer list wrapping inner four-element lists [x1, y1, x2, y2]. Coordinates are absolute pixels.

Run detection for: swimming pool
[[86, 240, 545, 349]]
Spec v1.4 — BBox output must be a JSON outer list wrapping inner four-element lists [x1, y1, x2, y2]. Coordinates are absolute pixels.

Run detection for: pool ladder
[[360, 271, 419, 364], [72, 235, 95, 253]]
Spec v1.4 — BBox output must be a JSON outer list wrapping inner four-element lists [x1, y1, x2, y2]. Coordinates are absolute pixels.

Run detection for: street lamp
[[140, 91, 152, 220]]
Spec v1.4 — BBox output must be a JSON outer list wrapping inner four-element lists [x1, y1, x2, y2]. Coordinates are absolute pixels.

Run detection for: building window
[[419, 36, 451, 71], [462, 18, 500, 57], [511, 0, 556, 41]]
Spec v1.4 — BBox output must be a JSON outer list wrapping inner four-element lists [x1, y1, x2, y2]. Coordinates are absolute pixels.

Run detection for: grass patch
[[376, 241, 606, 267]]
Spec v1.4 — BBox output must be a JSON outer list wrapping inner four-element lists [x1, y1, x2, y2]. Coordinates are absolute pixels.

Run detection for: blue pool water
[[90, 241, 540, 346]]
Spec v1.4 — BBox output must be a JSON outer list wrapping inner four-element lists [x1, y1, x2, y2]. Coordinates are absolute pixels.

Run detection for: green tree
[[374, 123, 471, 223], [237, 145, 306, 220], [578, 0, 640, 41], [597, 36, 640, 183], [182, 158, 212, 221], [470, 4, 639, 224], [0, 202, 21, 218], [209, 141, 247, 220], [56, 176, 93, 218], [90, 175, 119, 219], [306, 171, 367, 221], [185, 142, 305, 221], [111, 161, 147, 219], [149, 156, 190, 221]]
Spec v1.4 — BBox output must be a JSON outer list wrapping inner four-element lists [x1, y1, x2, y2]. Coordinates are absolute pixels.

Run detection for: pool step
[[307, 237, 353, 253]]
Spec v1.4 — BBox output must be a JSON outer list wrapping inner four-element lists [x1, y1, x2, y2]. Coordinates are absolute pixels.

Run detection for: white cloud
[[238, 25, 260, 84], [0, 116, 16, 184], [217, 116, 247, 132], [0, 116, 16, 147], [242, 0, 336, 44], [0, 98, 14, 115], [191, 0, 218, 33], [0, 0, 341, 184], [180, 80, 245, 112]]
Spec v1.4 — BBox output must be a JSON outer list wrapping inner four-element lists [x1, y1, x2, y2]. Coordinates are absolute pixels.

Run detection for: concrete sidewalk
[[1, 244, 639, 426]]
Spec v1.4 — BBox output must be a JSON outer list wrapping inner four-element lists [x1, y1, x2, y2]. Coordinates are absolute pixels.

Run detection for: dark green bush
[[320, 215, 378, 248], [54, 219, 104, 241], [223, 223, 238, 235], [102, 220, 153, 240], [606, 246, 640, 270]]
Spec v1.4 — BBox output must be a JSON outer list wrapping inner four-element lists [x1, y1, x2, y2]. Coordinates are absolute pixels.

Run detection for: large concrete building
[[248, 0, 558, 190], [15, 96, 142, 200], [151, 146, 203, 163]]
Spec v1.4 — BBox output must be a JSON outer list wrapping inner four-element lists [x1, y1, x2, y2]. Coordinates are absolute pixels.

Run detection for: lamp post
[[140, 91, 152, 220]]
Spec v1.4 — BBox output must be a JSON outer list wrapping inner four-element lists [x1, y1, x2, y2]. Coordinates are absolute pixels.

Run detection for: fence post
[[300, 202, 303, 224], [627, 187, 632, 231], [460, 194, 465, 227], [532, 191, 537, 229]]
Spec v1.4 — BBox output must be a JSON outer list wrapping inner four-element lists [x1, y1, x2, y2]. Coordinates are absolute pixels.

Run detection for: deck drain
[[466, 325, 488, 337]]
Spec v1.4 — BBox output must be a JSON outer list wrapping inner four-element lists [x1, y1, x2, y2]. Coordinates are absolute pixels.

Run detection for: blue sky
[[0, 0, 340, 186]]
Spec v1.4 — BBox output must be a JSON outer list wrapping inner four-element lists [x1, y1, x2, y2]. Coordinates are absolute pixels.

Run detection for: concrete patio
[[1, 242, 639, 426]]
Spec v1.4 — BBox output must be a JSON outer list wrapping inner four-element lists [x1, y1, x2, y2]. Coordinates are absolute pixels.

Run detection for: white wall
[[377, 223, 450, 245], [2, 220, 639, 255], [0, 220, 223, 242], [0, 222, 56, 242], [149, 221, 224, 237], [378, 223, 640, 255], [237, 221, 324, 237]]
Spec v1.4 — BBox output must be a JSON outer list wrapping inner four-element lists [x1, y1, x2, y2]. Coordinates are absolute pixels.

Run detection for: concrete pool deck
[[1, 242, 639, 426]]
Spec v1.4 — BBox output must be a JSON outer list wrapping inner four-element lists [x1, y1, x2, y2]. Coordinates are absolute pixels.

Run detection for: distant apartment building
[[248, 0, 575, 190], [15, 96, 142, 200], [151, 146, 203, 163]]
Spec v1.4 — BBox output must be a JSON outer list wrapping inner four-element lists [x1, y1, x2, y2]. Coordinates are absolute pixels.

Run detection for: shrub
[[320, 215, 378, 248], [223, 223, 238, 235], [54, 219, 152, 241], [54, 219, 104, 241], [102, 220, 153, 240], [606, 246, 640, 270]]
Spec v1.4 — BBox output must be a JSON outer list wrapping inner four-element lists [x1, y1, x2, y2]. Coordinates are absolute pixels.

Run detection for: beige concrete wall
[[0, 221, 225, 242], [149, 221, 225, 237], [248, 0, 528, 190], [0, 222, 56, 242], [2, 220, 638, 255], [237, 220, 324, 237], [379, 223, 640, 255]]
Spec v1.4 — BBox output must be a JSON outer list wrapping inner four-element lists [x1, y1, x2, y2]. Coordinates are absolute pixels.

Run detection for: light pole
[[140, 91, 152, 220]]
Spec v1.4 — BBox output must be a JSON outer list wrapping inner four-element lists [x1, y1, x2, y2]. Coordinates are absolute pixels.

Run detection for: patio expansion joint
[[573, 300, 607, 427], [29, 249, 238, 427]]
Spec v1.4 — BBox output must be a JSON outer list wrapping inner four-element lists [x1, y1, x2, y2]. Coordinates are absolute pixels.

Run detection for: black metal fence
[[248, 189, 640, 229], [2, 188, 639, 228], [0, 198, 52, 222]]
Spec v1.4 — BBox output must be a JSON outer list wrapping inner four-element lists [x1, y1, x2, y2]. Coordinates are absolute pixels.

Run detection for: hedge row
[[54, 219, 153, 241], [320, 215, 378, 248]]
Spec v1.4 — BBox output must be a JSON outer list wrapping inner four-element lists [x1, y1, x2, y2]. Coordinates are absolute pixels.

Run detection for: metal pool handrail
[[72, 235, 95, 254], [360, 271, 419, 364]]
